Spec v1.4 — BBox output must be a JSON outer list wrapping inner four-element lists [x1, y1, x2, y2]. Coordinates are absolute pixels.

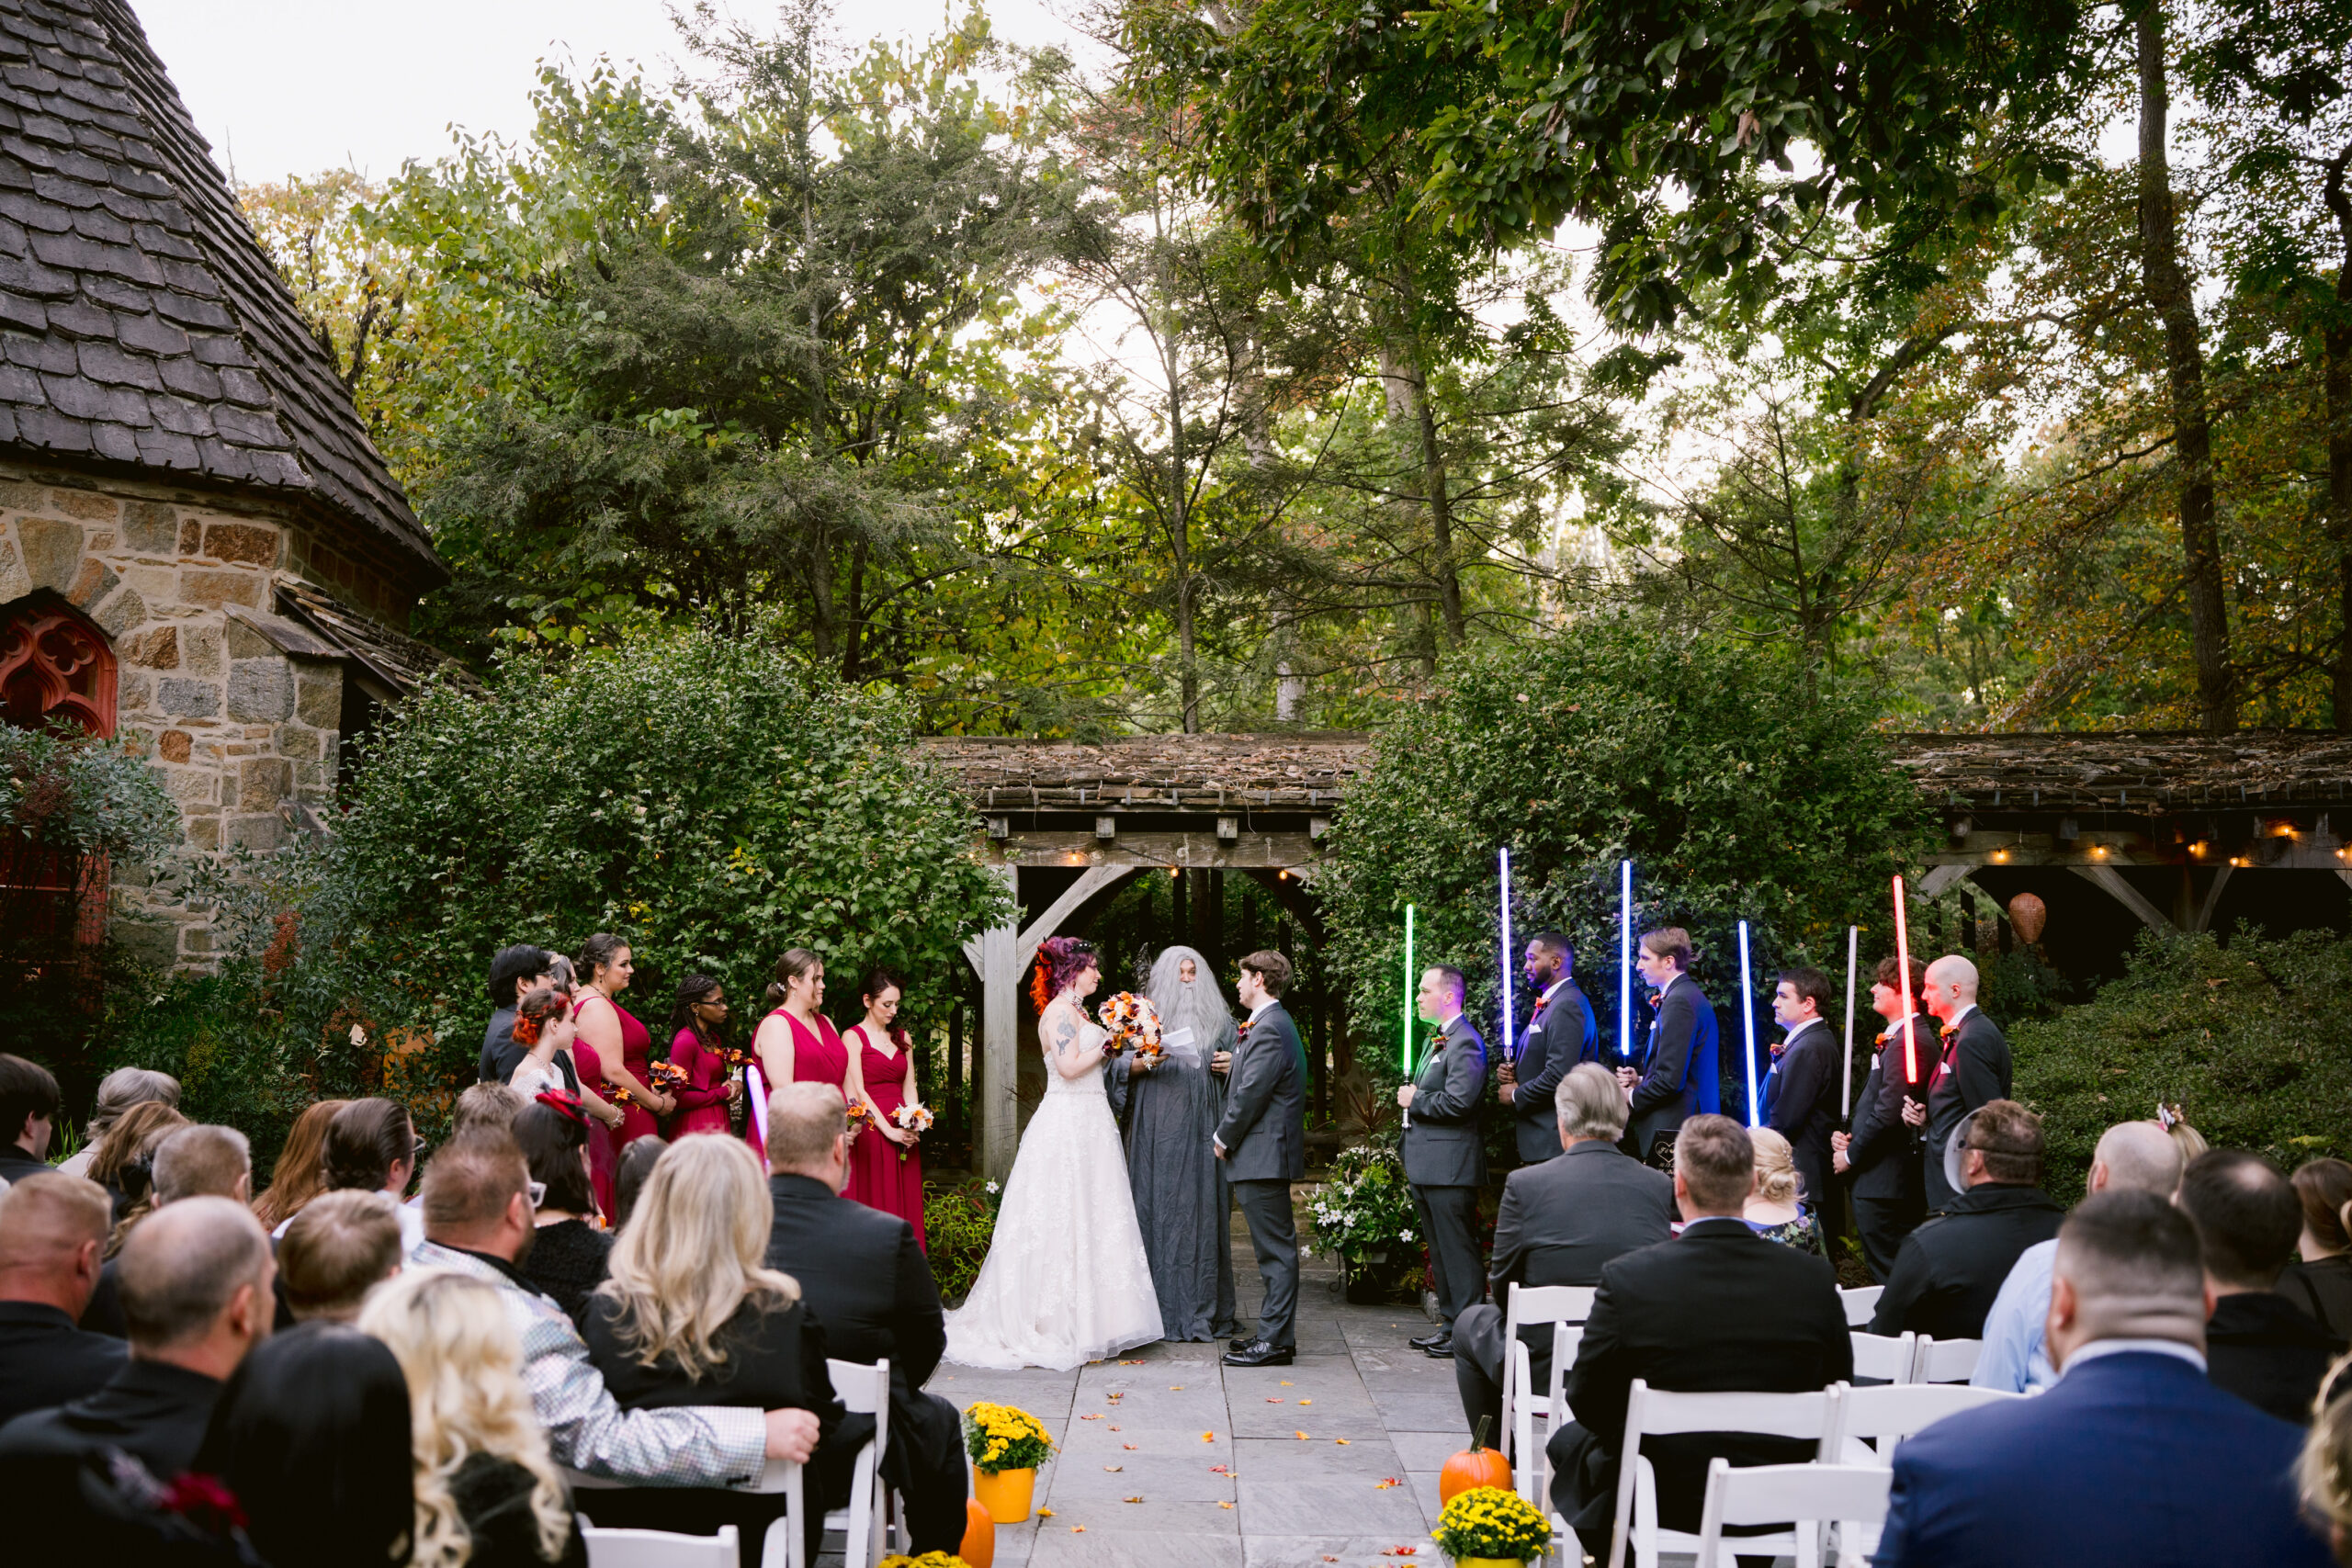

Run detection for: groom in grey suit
[[1215, 949, 1307, 1369], [1401, 964, 1490, 1357]]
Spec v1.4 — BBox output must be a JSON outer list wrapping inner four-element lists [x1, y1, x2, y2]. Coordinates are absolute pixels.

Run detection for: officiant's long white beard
[[1147, 945, 1238, 1064]]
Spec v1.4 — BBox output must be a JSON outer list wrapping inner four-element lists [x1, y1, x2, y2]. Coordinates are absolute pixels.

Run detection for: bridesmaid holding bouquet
[[844, 966, 928, 1248], [663, 974, 743, 1138], [750, 948, 857, 1157], [572, 933, 676, 1155]]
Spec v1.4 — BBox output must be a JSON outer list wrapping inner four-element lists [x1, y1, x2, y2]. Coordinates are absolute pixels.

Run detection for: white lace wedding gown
[[944, 1007, 1164, 1370]]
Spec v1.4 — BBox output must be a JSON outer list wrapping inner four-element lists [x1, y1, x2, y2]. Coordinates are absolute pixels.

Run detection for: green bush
[[1321, 621, 1932, 1090], [2012, 927, 2352, 1204], [924, 1176, 1001, 1303]]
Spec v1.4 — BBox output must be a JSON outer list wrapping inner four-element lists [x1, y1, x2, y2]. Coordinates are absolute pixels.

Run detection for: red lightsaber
[[1893, 874, 1918, 1084]]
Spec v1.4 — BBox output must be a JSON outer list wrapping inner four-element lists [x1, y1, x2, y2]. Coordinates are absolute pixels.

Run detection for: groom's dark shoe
[[1421, 1336, 1455, 1359], [1224, 1340, 1295, 1368], [1230, 1335, 1257, 1354], [1408, 1330, 1449, 1351]]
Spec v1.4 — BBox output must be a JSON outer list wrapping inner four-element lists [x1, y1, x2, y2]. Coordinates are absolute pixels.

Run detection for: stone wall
[[0, 467, 419, 966]]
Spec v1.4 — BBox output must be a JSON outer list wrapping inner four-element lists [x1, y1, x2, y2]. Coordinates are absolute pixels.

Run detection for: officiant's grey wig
[[1146, 946, 1237, 1065]]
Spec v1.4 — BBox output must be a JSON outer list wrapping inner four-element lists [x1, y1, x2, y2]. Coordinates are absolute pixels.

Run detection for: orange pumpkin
[[1439, 1442, 1513, 1505], [960, 1494, 997, 1568]]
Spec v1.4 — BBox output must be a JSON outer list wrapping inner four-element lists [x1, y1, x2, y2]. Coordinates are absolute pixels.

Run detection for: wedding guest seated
[[2178, 1149, 2345, 1424], [1974, 1119, 2181, 1393], [763, 1081, 968, 1555], [316, 1099, 424, 1253], [0, 1195, 276, 1536], [0, 1172, 127, 1424], [1875, 1190, 2332, 1567], [361, 1269, 588, 1568], [278, 1190, 404, 1324], [1871, 1100, 2063, 1341], [513, 1096, 612, 1330], [2299, 1359, 2352, 1565], [85, 1124, 254, 1337], [56, 1067, 180, 1179], [410, 1128, 805, 1487], [0, 1053, 61, 1184], [583, 1134, 856, 1566], [1743, 1127, 1823, 1255], [193, 1322, 414, 1568], [614, 1134, 667, 1231], [251, 1099, 349, 1232], [1543, 1115, 1850, 1562], [89, 1100, 189, 1228], [2283, 1157, 2352, 1339], [1452, 1063, 1673, 1443], [456, 1081, 529, 1138]]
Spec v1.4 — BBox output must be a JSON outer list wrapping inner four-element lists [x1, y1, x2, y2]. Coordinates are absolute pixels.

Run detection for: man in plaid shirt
[[411, 1130, 817, 1482]]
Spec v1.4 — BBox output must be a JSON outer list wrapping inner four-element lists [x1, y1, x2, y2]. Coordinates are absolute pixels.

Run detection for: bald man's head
[[117, 1194, 272, 1356], [1921, 954, 1980, 1023], [765, 1081, 849, 1190], [2092, 1121, 2185, 1197], [0, 1172, 111, 1315]]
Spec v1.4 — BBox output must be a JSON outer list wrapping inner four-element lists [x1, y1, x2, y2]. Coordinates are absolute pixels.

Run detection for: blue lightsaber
[[1498, 848, 1517, 1059], [1738, 919, 1759, 1125], [1618, 859, 1634, 1061]]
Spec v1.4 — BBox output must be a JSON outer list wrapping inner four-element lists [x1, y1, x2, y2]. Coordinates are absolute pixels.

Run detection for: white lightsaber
[[1618, 859, 1634, 1062]]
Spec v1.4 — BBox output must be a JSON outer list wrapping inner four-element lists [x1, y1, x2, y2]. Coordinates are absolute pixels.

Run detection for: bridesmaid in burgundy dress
[[844, 965, 927, 1247], [571, 933, 676, 1156], [749, 948, 859, 1159], [663, 973, 743, 1139]]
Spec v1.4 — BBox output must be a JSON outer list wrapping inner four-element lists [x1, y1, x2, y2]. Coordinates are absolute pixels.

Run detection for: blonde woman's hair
[[1748, 1126, 1804, 1207], [359, 1269, 570, 1568], [594, 1134, 797, 1381], [2301, 1354, 2352, 1562]]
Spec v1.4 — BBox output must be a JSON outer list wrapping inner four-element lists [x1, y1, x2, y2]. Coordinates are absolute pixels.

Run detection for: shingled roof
[[0, 0, 441, 581]]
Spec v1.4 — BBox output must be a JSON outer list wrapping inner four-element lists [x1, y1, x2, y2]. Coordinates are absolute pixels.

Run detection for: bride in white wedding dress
[[944, 937, 1164, 1370]]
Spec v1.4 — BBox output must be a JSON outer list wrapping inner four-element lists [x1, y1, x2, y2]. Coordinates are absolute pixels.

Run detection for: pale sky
[[133, 0, 1085, 184]]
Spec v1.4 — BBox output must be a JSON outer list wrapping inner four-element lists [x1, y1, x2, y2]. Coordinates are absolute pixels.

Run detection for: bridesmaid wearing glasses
[[844, 966, 926, 1247]]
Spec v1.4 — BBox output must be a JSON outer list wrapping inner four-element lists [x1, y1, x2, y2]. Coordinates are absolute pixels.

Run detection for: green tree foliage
[[2013, 928, 2352, 1203], [1317, 620, 1931, 1078]]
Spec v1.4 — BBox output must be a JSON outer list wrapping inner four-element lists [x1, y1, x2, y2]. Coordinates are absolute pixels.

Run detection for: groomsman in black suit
[[1617, 928, 1719, 1168], [1835, 955, 1930, 1280], [1400, 964, 1489, 1358], [1494, 931, 1598, 1166], [1216, 950, 1308, 1369], [1905, 954, 2012, 1214], [1761, 966, 1842, 1253]]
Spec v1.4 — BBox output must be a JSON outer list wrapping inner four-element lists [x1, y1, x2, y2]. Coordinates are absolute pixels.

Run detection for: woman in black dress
[[512, 1096, 611, 1331], [580, 1134, 863, 1568], [360, 1269, 586, 1568]]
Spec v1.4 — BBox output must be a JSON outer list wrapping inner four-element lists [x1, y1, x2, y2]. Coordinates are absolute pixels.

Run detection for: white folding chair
[[581, 1521, 741, 1567], [1605, 1381, 1846, 1568], [1848, 1330, 1916, 1384], [1837, 1382, 2022, 1464], [1911, 1337, 1983, 1384], [1693, 1459, 1891, 1568], [1839, 1286, 1883, 1327], [569, 1428, 821, 1568], [824, 1358, 896, 1568], [1499, 1284, 1597, 1501]]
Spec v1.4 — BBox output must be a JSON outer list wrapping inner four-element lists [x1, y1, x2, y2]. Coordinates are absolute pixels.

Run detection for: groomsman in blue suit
[[1617, 928, 1718, 1168], [1874, 1190, 2333, 1568], [1400, 964, 1488, 1358], [1494, 931, 1598, 1165]]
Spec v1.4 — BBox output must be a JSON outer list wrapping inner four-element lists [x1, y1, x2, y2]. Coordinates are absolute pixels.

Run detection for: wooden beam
[[978, 830, 1327, 871], [1917, 864, 1973, 898], [2190, 863, 2234, 934], [2070, 864, 2175, 932]]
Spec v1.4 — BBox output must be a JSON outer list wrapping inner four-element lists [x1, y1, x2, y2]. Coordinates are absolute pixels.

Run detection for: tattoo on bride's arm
[[1047, 1015, 1078, 1056]]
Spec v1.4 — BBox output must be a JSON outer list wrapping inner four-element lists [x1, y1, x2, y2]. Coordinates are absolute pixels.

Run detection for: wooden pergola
[[920, 728, 2352, 1177]]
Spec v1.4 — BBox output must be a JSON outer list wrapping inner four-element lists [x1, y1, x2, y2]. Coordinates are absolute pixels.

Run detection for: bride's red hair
[[1029, 937, 1096, 1013]]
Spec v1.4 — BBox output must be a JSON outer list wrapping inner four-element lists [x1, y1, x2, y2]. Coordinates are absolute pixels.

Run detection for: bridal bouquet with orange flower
[[647, 1060, 688, 1095], [845, 1101, 875, 1140], [1098, 992, 1163, 1063], [892, 1102, 934, 1162]]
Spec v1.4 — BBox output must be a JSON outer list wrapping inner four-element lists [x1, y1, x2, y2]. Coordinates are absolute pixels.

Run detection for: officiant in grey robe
[[1105, 945, 1240, 1341]]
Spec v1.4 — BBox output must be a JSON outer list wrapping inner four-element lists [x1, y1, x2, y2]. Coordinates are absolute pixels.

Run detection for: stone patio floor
[[932, 1239, 1479, 1568]]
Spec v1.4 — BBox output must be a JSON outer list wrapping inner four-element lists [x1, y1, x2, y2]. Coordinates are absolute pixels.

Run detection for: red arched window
[[0, 596, 117, 738]]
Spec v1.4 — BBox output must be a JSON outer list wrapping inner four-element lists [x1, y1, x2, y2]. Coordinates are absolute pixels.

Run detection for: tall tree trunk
[[840, 535, 866, 682], [2321, 144, 2352, 729], [2135, 3, 2235, 732], [1377, 339, 1466, 649]]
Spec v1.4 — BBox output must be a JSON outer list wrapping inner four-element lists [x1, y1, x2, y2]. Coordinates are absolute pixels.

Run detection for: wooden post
[[946, 981, 965, 1164]]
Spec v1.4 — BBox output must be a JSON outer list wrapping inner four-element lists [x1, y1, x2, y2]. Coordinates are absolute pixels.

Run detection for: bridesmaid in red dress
[[844, 965, 927, 1248], [545, 957, 625, 1216], [571, 933, 677, 1156], [663, 973, 743, 1138], [749, 948, 859, 1161]]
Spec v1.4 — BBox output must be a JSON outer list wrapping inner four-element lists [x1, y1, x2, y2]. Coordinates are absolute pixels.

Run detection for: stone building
[[0, 0, 459, 967]]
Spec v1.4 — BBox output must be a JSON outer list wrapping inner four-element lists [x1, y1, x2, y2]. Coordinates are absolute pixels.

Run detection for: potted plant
[[963, 1401, 1055, 1523], [1431, 1484, 1552, 1568], [1310, 1145, 1419, 1303]]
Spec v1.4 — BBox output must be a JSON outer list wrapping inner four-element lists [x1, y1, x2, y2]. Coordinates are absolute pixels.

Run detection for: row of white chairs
[[573, 1358, 901, 1568]]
